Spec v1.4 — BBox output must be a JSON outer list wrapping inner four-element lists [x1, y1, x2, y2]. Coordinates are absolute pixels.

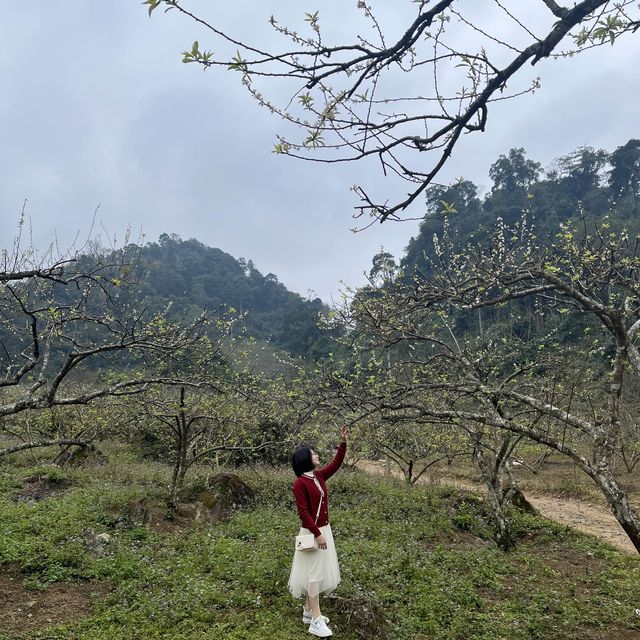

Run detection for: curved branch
[[0, 439, 91, 458]]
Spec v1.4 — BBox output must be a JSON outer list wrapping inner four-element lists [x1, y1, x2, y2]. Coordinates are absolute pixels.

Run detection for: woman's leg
[[307, 580, 322, 619]]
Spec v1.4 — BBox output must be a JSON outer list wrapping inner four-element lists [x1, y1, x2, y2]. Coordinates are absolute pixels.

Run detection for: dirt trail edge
[[450, 477, 636, 555], [358, 462, 637, 555]]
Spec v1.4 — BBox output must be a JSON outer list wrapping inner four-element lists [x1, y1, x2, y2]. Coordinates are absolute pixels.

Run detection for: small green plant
[[45, 468, 67, 484]]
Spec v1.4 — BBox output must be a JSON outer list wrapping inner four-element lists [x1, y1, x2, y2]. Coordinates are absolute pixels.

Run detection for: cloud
[[0, 1, 637, 300]]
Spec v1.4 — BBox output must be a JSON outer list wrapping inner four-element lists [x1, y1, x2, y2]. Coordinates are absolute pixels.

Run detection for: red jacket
[[293, 442, 346, 537]]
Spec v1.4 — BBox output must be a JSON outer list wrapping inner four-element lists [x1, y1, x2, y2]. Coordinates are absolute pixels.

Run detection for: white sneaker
[[302, 608, 329, 625], [308, 616, 333, 637]]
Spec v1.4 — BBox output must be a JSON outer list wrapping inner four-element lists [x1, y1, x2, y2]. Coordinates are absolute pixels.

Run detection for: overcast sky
[[1, 1, 638, 301]]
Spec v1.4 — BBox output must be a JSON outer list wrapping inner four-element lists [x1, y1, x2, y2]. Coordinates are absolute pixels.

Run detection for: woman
[[288, 427, 348, 638]]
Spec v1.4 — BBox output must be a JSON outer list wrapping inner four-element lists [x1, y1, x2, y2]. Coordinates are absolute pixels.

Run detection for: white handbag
[[294, 491, 323, 552], [295, 533, 318, 551]]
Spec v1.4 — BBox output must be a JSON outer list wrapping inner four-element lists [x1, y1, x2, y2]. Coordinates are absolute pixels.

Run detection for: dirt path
[[359, 462, 637, 555], [527, 494, 636, 554]]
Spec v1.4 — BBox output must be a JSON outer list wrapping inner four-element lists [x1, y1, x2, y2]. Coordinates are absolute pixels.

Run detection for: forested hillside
[[126, 235, 338, 361]]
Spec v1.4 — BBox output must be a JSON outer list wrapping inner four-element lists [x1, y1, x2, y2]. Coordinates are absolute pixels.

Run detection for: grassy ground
[[1, 445, 639, 640]]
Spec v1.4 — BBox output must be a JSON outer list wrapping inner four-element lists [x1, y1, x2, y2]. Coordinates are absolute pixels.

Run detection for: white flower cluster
[[432, 233, 442, 258]]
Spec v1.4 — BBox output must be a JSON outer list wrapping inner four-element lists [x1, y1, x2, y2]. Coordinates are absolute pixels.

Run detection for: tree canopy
[[402, 138, 640, 277]]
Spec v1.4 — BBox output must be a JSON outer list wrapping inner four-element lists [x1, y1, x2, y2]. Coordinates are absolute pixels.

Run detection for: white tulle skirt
[[288, 524, 341, 598]]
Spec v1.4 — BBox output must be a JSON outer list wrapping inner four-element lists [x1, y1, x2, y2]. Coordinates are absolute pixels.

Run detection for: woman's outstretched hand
[[340, 426, 349, 443]]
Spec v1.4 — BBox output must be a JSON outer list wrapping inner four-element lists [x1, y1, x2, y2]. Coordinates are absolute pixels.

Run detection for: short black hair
[[292, 447, 314, 477]]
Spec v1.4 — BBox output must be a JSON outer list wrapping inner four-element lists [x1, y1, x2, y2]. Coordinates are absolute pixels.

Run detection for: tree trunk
[[486, 487, 516, 552], [169, 386, 189, 505], [474, 445, 516, 551], [406, 459, 414, 486], [170, 458, 181, 504], [590, 469, 640, 553], [170, 449, 188, 505]]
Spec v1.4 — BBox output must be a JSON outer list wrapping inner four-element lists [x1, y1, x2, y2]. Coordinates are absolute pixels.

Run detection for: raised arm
[[317, 427, 349, 481]]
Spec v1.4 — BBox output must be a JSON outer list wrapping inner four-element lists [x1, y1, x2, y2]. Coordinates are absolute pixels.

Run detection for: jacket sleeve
[[317, 442, 347, 481], [293, 479, 322, 537]]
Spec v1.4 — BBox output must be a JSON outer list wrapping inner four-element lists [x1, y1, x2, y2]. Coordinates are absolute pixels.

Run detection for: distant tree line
[[401, 138, 640, 277]]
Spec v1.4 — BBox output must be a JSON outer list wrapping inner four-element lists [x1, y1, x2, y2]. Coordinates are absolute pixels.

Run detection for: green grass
[[0, 450, 639, 640]]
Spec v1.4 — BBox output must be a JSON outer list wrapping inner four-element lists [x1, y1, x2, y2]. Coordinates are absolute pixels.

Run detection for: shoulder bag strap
[[314, 493, 323, 524], [309, 475, 324, 524]]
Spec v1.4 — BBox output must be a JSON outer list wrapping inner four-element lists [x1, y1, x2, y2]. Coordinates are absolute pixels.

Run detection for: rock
[[82, 528, 111, 559], [196, 473, 255, 524], [511, 488, 538, 515], [333, 593, 391, 640], [102, 498, 152, 530], [54, 444, 109, 468], [126, 498, 151, 527], [173, 503, 198, 520]]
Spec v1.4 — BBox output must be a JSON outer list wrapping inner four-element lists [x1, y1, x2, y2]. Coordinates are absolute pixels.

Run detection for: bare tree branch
[[146, 0, 637, 222]]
